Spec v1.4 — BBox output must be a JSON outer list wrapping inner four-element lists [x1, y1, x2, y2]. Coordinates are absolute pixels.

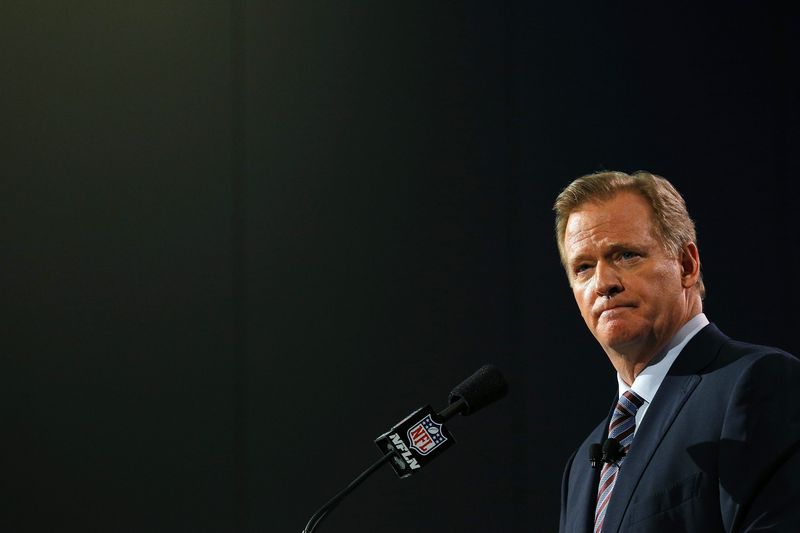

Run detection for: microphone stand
[[301, 398, 467, 533], [301, 452, 394, 533]]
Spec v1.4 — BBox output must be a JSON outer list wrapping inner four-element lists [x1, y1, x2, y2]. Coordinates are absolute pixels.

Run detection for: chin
[[597, 326, 645, 352]]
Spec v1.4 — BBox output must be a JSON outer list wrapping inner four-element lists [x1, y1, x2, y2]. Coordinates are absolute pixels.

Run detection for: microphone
[[601, 437, 625, 464], [588, 443, 603, 469], [302, 364, 508, 533], [588, 438, 626, 468], [448, 363, 509, 416], [376, 364, 508, 478]]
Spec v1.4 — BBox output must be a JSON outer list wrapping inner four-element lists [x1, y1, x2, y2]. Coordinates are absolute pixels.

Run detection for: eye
[[574, 263, 592, 275], [619, 251, 639, 261]]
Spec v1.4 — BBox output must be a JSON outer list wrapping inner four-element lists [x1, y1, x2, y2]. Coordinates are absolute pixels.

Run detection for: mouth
[[596, 304, 635, 319]]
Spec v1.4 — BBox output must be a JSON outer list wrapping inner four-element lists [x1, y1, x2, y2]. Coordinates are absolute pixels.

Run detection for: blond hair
[[553, 170, 705, 299]]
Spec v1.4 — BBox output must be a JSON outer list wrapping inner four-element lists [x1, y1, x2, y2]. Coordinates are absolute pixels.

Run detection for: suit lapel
[[600, 372, 701, 532], [599, 324, 727, 532]]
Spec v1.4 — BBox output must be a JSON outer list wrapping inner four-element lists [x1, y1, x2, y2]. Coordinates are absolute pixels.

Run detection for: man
[[554, 171, 800, 532]]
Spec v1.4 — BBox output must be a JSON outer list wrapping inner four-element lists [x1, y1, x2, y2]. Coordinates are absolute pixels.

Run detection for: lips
[[595, 303, 636, 319]]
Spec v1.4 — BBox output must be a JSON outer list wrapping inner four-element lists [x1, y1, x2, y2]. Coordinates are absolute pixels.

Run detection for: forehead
[[564, 192, 657, 257]]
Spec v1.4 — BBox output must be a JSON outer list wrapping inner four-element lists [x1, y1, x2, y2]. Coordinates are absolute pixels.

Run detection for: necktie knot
[[607, 390, 644, 441], [617, 389, 644, 416]]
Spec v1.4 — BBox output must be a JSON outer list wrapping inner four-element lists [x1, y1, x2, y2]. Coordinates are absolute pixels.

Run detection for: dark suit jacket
[[559, 323, 800, 533]]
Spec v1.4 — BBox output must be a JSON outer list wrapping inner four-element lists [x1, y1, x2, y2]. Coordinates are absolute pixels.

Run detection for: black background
[[4, 2, 798, 532]]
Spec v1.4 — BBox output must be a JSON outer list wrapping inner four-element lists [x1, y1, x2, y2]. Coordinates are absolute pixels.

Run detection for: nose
[[595, 261, 623, 298]]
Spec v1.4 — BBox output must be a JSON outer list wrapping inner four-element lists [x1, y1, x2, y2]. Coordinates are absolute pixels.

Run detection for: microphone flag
[[374, 405, 455, 478]]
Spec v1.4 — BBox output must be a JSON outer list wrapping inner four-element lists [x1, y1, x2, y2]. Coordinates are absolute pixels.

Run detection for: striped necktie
[[594, 389, 645, 533]]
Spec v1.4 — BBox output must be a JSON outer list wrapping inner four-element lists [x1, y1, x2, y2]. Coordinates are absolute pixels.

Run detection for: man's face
[[563, 191, 688, 359]]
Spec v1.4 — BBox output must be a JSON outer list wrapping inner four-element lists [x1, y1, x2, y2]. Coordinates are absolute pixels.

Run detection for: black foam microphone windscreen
[[602, 437, 625, 463], [448, 364, 508, 416], [589, 443, 603, 468]]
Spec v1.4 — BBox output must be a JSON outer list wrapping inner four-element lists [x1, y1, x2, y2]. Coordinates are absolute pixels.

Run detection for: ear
[[679, 242, 700, 289]]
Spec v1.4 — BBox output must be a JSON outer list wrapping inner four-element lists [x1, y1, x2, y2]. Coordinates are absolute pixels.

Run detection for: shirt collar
[[617, 313, 709, 403]]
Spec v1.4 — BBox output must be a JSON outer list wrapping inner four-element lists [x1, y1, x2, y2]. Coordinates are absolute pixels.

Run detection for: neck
[[612, 352, 658, 386], [610, 294, 703, 385]]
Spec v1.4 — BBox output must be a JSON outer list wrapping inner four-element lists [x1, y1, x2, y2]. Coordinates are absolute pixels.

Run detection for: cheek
[[573, 287, 595, 319], [643, 264, 684, 308]]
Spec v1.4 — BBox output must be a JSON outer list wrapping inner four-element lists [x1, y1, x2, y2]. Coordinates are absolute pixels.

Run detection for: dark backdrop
[[5, 2, 798, 532]]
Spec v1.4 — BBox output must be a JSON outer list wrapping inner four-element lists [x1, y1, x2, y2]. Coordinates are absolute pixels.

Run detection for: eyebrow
[[567, 243, 639, 265]]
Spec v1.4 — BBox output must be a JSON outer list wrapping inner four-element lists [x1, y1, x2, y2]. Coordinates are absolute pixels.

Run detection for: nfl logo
[[407, 414, 447, 456]]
